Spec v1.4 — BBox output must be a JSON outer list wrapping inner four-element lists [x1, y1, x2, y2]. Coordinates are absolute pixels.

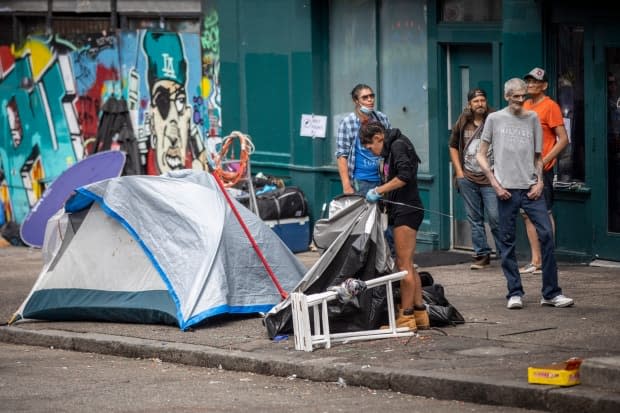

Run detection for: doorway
[[446, 44, 494, 251]]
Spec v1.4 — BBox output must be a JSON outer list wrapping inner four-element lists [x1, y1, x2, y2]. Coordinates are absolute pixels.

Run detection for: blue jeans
[[457, 178, 501, 257], [497, 189, 562, 300], [353, 179, 380, 195]]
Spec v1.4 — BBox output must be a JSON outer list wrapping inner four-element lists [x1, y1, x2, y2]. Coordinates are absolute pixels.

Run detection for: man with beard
[[448, 88, 500, 269], [142, 31, 207, 175]]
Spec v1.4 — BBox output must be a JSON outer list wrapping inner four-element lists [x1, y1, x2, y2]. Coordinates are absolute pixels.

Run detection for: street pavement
[[1, 246, 619, 412]]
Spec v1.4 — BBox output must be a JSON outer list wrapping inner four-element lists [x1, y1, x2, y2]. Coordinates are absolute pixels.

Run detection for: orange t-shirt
[[524, 96, 564, 171]]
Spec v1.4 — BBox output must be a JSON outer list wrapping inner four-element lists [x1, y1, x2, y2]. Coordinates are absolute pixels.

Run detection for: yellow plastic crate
[[527, 358, 582, 387]]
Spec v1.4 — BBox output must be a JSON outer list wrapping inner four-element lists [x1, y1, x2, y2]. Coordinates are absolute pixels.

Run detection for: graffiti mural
[[121, 30, 208, 175], [72, 34, 121, 155], [1, 25, 222, 226], [0, 34, 120, 224], [201, 9, 222, 142]]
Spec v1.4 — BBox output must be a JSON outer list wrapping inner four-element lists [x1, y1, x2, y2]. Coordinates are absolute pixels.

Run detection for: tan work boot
[[381, 309, 417, 331], [414, 310, 430, 330], [395, 312, 417, 331]]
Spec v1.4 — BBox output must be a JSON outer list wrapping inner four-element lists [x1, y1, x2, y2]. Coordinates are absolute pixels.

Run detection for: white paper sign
[[300, 114, 327, 138]]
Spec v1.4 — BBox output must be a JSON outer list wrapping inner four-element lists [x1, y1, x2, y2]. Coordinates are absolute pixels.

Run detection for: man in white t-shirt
[[476, 78, 573, 310]]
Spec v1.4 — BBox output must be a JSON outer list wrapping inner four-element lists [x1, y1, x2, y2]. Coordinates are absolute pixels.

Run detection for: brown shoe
[[414, 310, 430, 330], [395, 313, 417, 331], [470, 254, 490, 270], [381, 310, 417, 332]]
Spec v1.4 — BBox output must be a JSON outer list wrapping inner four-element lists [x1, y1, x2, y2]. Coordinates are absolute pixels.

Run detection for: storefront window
[[328, 0, 377, 159], [555, 25, 585, 184], [606, 49, 620, 232], [328, 0, 429, 169], [440, 0, 501, 22], [379, 0, 429, 171]]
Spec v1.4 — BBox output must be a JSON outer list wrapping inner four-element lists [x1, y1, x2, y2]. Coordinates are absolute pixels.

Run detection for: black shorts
[[390, 210, 424, 231]]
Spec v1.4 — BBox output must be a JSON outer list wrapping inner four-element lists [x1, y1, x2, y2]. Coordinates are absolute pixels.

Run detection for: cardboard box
[[265, 216, 310, 253], [527, 358, 582, 387]]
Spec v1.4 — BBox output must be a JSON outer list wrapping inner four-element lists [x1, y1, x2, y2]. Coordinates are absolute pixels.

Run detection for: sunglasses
[[358, 93, 375, 101]]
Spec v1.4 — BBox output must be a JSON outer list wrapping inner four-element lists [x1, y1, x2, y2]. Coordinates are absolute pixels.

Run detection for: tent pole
[[211, 172, 288, 300]]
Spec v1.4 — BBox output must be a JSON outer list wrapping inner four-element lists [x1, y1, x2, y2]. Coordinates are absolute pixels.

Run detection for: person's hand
[[366, 187, 382, 203], [493, 183, 511, 200], [343, 185, 355, 194], [527, 181, 544, 200]]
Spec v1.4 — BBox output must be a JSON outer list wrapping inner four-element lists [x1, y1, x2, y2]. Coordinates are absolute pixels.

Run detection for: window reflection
[[606, 50, 620, 233], [556, 25, 585, 183], [440, 0, 501, 22]]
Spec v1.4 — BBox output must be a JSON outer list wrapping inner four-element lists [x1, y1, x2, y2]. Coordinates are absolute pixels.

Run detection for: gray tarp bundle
[[263, 194, 464, 338], [264, 194, 393, 338]]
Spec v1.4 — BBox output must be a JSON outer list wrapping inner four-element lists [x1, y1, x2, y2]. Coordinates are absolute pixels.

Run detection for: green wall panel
[[291, 51, 315, 167], [502, 0, 543, 80], [245, 53, 291, 163]]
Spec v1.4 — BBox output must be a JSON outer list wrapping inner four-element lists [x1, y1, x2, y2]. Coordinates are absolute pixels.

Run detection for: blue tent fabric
[[14, 170, 306, 330]]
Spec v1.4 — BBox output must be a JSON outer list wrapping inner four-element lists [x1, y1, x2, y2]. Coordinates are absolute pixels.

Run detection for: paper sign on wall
[[300, 114, 327, 138]]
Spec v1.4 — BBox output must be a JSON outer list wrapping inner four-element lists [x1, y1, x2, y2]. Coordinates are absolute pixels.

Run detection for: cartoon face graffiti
[[143, 31, 206, 175], [149, 79, 192, 172]]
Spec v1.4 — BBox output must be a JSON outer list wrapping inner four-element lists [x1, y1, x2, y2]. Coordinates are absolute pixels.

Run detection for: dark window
[[53, 16, 111, 36], [439, 0, 501, 22], [555, 25, 585, 184], [0, 15, 14, 44], [14, 15, 47, 44], [120, 16, 199, 33]]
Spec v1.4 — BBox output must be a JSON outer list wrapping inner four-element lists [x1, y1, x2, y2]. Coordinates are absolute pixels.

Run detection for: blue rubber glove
[[366, 187, 382, 203]]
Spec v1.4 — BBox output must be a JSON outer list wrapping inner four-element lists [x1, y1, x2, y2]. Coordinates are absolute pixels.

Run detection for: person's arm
[[375, 140, 412, 195], [477, 140, 510, 200], [376, 176, 405, 196], [543, 124, 569, 166], [448, 114, 466, 178], [527, 153, 545, 199], [335, 119, 355, 194], [337, 156, 355, 194], [449, 147, 465, 178]]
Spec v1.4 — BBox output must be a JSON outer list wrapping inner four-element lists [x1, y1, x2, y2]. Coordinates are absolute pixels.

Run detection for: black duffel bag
[[257, 186, 308, 220]]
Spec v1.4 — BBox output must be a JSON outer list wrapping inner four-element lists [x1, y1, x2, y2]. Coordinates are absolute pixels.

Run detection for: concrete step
[[580, 357, 620, 392]]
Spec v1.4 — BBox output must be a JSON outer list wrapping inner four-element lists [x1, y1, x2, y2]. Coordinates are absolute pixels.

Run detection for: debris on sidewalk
[[527, 357, 582, 386]]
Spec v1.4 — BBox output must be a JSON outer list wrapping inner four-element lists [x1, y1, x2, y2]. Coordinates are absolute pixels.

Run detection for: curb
[[2, 326, 619, 413], [580, 357, 620, 392]]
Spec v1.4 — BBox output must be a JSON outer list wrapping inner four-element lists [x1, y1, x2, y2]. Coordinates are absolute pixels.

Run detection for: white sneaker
[[540, 294, 574, 308], [519, 263, 542, 274], [507, 295, 523, 309]]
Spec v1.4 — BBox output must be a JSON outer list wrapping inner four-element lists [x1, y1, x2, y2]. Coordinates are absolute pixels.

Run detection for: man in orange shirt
[[519, 67, 569, 274]]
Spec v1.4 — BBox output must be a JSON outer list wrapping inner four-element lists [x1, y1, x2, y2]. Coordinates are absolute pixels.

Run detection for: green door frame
[[446, 43, 495, 251], [588, 23, 620, 259], [429, 16, 502, 250]]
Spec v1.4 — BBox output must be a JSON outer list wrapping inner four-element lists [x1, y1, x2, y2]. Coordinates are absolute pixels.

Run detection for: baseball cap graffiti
[[524, 67, 548, 82], [143, 31, 187, 88]]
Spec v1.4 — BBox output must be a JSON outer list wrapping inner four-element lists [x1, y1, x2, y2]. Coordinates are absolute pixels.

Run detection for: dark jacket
[[381, 128, 423, 217]]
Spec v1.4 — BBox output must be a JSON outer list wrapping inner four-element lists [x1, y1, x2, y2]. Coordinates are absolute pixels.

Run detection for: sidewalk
[[1, 246, 619, 412]]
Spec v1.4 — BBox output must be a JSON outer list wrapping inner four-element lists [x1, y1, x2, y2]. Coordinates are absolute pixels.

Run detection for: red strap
[[211, 172, 288, 299]]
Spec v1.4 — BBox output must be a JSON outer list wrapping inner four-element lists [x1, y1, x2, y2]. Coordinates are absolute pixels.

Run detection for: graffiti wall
[[0, 34, 120, 224], [1, 26, 223, 226], [120, 30, 208, 175]]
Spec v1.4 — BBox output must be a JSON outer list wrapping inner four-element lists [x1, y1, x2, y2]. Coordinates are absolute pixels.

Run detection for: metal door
[[446, 44, 494, 250]]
